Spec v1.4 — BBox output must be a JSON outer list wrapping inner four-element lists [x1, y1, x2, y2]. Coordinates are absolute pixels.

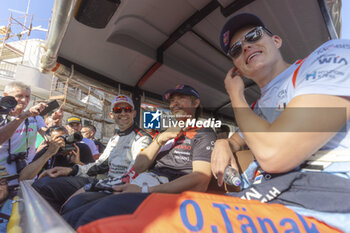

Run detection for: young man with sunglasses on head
[[209, 13, 350, 231], [32, 95, 152, 212], [62, 85, 217, 229]]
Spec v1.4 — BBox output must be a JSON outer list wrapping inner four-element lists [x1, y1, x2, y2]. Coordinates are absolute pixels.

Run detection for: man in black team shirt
[[62, 84, 217, 229]]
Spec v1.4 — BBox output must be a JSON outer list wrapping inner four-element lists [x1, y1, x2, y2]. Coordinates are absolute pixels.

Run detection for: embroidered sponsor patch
[[175, 84, 184, 89], [223, 30, 230, 46]]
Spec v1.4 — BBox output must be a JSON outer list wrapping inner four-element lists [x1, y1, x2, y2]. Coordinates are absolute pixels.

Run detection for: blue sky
[[0, 0, 349, 39], [0, 0, 54, 40]]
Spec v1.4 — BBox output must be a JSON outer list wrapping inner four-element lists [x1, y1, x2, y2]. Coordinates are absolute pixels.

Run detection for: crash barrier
[[77, 191, 341, 233], [17, 180, 75, 233]]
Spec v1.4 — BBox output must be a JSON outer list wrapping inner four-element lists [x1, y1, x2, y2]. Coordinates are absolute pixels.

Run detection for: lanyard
[[7, 118, 30, 158]]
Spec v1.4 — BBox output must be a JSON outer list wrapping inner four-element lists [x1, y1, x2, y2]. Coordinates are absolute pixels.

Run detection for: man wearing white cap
[[32, 95, 152, 212]]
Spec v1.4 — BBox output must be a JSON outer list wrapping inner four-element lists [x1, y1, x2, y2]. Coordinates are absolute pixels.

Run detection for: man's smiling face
[[230, 26, 282, 80], [110, 102, 135, 131]]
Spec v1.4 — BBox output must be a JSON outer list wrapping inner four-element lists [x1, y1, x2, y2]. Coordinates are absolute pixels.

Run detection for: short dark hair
[[82, 125, 96, 133], [46, 126, 68, 136]]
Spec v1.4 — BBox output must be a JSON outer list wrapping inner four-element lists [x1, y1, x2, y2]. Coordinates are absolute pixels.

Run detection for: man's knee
[[61, 192, 110, 215], [75, 193, 150, 229], [32, 176, 55, 192]]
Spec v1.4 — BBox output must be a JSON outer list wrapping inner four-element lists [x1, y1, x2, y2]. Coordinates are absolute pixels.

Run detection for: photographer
[[36, 108, 64, 150], [22, 126, 95, 180], [65, 117, 99, 159], [0, 81, 47, 184]]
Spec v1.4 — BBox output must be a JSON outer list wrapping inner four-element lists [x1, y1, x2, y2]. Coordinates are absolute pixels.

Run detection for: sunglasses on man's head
[[113, 106, 133, 114], [227, 26, 273, 59]]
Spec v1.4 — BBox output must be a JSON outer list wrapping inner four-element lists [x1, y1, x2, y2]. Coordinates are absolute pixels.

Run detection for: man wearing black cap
[[210, 13, 350, 231], [62, 85, 217, 229]]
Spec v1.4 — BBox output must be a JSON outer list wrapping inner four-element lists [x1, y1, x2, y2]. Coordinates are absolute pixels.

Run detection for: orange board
[[77, 191, 341, 233]]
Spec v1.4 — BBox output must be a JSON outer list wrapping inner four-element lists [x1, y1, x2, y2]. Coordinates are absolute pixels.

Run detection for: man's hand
[[112, 184, 141, 193], [157, 126, 182, 146], [19, 102, 47, 119], [211, 139, 236, 187], [51, 107, 63, 120], [224, 67, 245, 99], [69, 144, 82, 165], [36, 140, 48, 153], [46, 107, 64, 127], [38, 166, 73, 179], [46, 135, 65, 155]]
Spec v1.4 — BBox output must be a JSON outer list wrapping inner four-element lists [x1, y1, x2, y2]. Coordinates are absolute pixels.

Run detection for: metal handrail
[[19, 180, 75, 233]]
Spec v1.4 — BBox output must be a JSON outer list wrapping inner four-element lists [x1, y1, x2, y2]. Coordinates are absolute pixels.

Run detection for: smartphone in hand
[[40, 100, 60, 116]]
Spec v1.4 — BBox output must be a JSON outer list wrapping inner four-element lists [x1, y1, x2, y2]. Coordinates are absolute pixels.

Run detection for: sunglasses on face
[[227, 26, 273, 59], [113, 106, 133, 114]]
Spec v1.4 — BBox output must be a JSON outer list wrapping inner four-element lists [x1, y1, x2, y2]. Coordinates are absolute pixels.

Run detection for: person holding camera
[[65, 116, 99, 159], [0, 81, 47, 184], [35, 108, 64, 150], [20, 126, 95, 180]]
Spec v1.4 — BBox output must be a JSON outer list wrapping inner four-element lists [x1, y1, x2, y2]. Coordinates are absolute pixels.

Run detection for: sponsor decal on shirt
[[316, 43, 350, 55], [277, 89, 287, 98], [174, 144, 191, 150], [305, 70, 345, 81], [240, 186, 281, 203], [15, 128, 34, 133], [275, 102, 286, 112], [173, 150, 191, 156], [174, 154, 190, 161], [317, 54, 348, 65]]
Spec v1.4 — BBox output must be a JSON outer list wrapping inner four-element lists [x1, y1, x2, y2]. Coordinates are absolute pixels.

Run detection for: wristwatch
[[84, 180, 98, 192], [84, 183, 94, 192], [141, 182, 149, 193]]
